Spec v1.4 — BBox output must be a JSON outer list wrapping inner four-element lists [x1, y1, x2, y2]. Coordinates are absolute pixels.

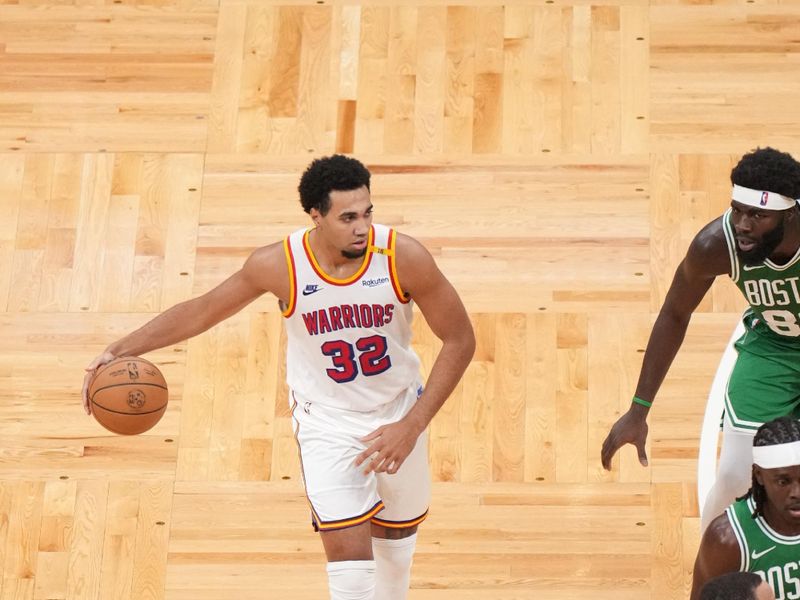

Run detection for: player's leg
[[371, 428, 431, 600], [321, 523, 376, 600], [702, 320, 800, 531], [371, 523, 418, 600], [291, 395, 383, 600]]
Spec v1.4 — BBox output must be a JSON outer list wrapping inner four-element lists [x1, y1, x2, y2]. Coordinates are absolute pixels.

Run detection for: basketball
[[89, 356, 168, 435]]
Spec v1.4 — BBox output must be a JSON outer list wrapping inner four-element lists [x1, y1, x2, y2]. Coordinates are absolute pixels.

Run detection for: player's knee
[[372, 533, 417, 598], [327, 560, 376, 600]]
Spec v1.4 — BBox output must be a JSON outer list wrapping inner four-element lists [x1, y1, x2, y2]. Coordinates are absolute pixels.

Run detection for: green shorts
[[725, 312, 800, 431]]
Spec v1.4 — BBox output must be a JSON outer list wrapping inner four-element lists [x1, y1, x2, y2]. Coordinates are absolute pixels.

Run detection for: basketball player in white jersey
[[80, 155, 476, 600]]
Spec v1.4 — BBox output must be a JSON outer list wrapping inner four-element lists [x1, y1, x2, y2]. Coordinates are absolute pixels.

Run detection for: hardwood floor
[[3, 0, 797, 597]]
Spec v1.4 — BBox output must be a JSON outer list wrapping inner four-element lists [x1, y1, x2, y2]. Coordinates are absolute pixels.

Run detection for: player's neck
[[768, 227, 800, 265], [763, 503, 800, 537]]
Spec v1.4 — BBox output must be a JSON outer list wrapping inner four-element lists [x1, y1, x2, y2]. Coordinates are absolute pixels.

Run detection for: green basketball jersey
[[727, 495, 800, 599], [723, 208, 800, 340]]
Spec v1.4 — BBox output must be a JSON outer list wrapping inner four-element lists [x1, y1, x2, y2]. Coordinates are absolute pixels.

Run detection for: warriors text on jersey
[[727, 495, 800, 599], [724, 208, 800, 339], [282, 224, 421, 411]]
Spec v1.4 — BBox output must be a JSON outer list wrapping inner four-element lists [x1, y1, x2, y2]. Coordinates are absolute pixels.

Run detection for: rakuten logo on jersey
[[362, 277, 389, 288]]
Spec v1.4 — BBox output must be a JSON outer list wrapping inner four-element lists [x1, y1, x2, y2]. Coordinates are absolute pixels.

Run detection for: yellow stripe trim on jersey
[[369, 245, 393, 256], [302, 226, 375, 286], [372, 509, 429, 529], [282, 237, 297, 317], [315, 501, 386, 531], [387, 229, 410, 304]]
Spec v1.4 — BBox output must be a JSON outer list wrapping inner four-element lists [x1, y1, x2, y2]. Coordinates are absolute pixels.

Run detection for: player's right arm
[[689, 512, 742, 600], [601, 217, 732, 469], [82, 242, 289, 414]]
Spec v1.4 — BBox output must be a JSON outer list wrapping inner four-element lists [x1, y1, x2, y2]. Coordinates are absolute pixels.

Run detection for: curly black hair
[[742, 416, 800, 518], [297, 155, 371, 215], [731, 146, 800, 200]]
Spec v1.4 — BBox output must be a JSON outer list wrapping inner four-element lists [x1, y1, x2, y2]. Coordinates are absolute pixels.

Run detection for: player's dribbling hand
[[356, 416, 425, 475], [600, 408, 649, 470], [82, 351, 117, 415]]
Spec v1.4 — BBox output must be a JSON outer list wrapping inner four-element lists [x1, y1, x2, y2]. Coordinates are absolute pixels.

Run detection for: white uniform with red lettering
[[283, 224, 431, 531]]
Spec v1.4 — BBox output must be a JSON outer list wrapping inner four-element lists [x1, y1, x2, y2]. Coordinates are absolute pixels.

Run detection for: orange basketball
[[89, 356, 168, 435]]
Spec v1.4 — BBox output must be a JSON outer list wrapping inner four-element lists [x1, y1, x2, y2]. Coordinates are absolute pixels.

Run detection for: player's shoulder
[[393, 231, 429, 256], [691, 215, 727, 253], [702, 510, 740, 552], [685, 215, 731, 275], [248, 239, 286, 265], [241, 240, 289, 287], [393, 232, 438, 274]]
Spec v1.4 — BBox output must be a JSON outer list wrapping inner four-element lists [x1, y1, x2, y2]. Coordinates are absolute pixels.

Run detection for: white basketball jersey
[[282, 224, 421, 411]]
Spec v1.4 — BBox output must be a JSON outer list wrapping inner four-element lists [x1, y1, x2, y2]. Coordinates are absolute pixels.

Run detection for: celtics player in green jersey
[[601, 147, 800, 530], [691, 417, 800, 600]]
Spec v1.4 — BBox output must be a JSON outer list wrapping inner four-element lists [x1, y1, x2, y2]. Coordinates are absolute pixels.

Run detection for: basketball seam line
[[90, 382, 168, 397], [90, 399, 167, 416]]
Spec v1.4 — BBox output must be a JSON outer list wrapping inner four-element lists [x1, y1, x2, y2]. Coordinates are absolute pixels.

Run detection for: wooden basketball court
[[2, 1, 799, 598]]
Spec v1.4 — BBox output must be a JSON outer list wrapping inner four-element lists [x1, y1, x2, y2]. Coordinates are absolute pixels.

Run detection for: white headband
[[753, 441, 800, 469], [732, 184, 797, 211]]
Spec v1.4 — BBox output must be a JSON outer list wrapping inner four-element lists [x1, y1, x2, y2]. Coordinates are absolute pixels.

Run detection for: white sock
[[372, 534, 417, 600], [327, 560, 376, 600]]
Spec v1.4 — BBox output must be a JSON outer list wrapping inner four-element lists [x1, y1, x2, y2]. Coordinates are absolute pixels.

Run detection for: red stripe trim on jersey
[[282, 237, 297, 317], [315, 501, 386, 531], [302, 226, 375, 286], [371, 509, 429, 529], [388, 229, 410, 304]]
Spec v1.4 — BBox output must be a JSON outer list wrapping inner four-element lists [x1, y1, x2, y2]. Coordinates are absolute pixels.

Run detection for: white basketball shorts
[[290, 382, 431, 532]]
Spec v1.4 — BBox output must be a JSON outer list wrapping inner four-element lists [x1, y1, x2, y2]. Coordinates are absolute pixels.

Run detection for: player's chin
[[341, 247, 367, 259], [737, 246, 767, 266]]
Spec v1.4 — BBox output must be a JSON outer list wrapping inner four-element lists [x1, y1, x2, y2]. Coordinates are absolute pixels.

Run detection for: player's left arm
[[689, 513, 742, 600], [356, 234, 476, 474]]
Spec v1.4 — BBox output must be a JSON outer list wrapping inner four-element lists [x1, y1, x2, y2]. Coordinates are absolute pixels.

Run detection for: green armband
[[632, 396, 652, 408]]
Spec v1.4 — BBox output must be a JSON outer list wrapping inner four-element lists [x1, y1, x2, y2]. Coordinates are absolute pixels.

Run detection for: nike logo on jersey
[[751, 545, 777, 560], [302, 284, 323, 296], [742, 264, 766, 271]]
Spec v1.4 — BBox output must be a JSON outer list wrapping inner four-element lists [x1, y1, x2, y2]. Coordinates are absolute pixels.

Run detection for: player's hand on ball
[[357, 416, 424, 475], [82, 351, 117, 415]]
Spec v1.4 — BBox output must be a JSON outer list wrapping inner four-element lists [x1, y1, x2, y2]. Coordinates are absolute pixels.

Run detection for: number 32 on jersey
[[321, 335, 392, 382]]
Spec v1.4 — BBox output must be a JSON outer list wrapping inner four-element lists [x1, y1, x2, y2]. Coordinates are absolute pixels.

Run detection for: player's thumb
[[636, 440, 648, 467]]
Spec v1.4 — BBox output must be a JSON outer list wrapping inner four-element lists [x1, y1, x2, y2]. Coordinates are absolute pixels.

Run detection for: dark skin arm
[[355, 233, 476, 475], [601, 217, 731, 469], [690, 512, 742, 600]]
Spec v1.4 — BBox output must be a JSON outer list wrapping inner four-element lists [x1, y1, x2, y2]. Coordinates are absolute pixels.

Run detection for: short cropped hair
[[700, 571, 764, 600], [298, 155, 371, 215]]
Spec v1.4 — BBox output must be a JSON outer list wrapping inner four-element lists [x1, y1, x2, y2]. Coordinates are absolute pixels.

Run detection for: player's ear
[[753, 464, 764, 486]]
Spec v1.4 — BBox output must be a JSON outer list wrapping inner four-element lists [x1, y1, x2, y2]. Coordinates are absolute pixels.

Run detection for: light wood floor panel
[[0, 4, 217, 152], [3, 0, 794, 598]]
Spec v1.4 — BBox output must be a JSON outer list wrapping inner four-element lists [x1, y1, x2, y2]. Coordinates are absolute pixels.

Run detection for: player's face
[[312, 186, 373, 259], [755, 464, 800, 532], [731, 201, 787, 266]]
